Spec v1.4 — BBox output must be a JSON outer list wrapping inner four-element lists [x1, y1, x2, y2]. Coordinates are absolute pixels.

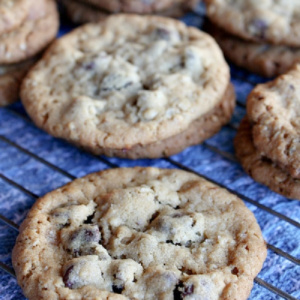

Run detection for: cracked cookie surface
[[12, 167, 266, 299], [205, 0, 300, 47], [0, 0, 59, 64], [21, 14, 229, 156], [247, 64, 300, 179]]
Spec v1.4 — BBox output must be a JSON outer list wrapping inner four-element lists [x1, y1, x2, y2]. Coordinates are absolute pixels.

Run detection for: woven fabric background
[[0, 3, 299, 299]]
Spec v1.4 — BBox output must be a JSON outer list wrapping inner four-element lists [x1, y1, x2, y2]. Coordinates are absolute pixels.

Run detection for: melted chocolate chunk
[[63, 265, 74, 289], [112, 284, 124, 294], [68, 225, 101, 256], [173, 281, 194, 299], [231, 267, 239, 275], [70, 226, 100, 244], [84, 213, 95, 224]]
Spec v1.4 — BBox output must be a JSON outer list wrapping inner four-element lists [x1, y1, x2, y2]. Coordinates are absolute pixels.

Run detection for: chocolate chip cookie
[[205, 0, 300, 47], [247, 64, 300, 179], [21, 14, 231, 158], [0, 0, 59, 64], [209, 24, 300, 78], [12, 167, 267, 299]]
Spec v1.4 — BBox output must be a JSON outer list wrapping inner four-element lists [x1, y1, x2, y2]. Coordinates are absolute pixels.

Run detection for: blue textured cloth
[[0, 3, 299, 300]]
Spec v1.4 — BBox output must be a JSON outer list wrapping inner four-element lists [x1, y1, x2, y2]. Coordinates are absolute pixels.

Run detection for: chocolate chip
[[174, 281, 194, 299], [289, 84, 295, 91], [185, 240, 192, 247], [155, 27, 171, 40], [67, 225, 101, 256], [231, 267, 239, 275], [70, 226, 100, 244], [84, 213, 95, 224], [149, 211, 160, 223], [63, 266, 74, 289], [100, 74, 133, 93], [172, 213, 184, 218], [166, 240, 181, 246], [83, 62, 95, 70], [112, 284, 124, 294]]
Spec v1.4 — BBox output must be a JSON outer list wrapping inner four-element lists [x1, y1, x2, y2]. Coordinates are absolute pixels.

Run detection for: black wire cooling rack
[[0, 4, 299, 300]]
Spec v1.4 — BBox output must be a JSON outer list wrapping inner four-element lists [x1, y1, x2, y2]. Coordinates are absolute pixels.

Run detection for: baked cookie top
[[83, 0, 179, 14], [0, 0, 31, 35], [0, 0, 59, 64], [205, 0, 300, 46], [13, 167, 266, 300], [247, 64, 300, 179], [21, 14, 229, 150]]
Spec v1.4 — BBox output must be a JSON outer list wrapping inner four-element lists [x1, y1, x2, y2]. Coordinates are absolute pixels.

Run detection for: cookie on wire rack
[[21, 14, 234, 159], [204, 0, 300, 77], [205, 0, 300, 47], [235, 64, 300, 199], [12, 167, 267, 300]]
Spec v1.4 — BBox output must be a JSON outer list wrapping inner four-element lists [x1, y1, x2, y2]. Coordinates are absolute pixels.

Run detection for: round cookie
[[62, 0, 200, 24], [0, 0, 31, 36], [235, 118, 300, 199], [80, 0, 179, 14], [247, 64, 300, 179], [21, 14, 230, 158], [205, 0, 300, 47], [0, 58, 36, 106], [208, 24, 300, 78], [0, 0, 59, 64], [12, 167, 267, 300]]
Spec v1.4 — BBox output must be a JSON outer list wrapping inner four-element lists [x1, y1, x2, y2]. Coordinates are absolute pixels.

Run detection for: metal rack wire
[[0, 5, 299, 300]]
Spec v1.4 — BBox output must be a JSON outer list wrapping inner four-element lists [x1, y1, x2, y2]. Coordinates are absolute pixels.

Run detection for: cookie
[[235, 118, 300, 199], [208, 24, 300, 78], [62, 0, 199, 24], [21, 15, 230, 158], [88, 83, 235, 158], [0, 0, 32, 36], [12, 167, 267, 299], [205, 0, 300, 47], [81, 0, 179, 14], [247, 64, 300, 179], [0, 58, 36, 106], [0, 0, 59, 64]]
